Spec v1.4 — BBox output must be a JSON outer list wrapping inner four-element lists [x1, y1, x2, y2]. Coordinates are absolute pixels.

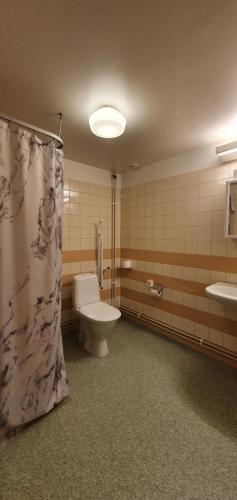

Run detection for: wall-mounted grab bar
[[96, 220, 103, 289]]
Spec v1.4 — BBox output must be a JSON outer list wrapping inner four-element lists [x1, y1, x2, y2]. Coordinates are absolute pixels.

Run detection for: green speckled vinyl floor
[[1, 319, 237, 500]]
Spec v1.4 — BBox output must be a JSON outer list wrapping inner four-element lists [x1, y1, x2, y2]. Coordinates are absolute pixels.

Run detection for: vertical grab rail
[[111, 174, 117, 305], [96, 220, 104, 289]]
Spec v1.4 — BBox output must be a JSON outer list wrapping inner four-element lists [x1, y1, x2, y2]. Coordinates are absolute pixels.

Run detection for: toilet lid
[[80, 302, 121, 322]]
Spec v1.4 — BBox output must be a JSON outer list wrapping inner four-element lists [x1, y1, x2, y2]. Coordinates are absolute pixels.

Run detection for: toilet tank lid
[[73, 273, 97, 281]]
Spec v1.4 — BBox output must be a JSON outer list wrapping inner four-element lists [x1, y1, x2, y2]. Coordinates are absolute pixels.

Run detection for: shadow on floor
[[177, 357, 237, 441], [119, 319, 237, 441], [63, 331, 89, 362], [63, 319, 237, 441]]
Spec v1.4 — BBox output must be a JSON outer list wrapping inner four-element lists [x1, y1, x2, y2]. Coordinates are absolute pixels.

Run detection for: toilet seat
[[79, 302, 121, 323]]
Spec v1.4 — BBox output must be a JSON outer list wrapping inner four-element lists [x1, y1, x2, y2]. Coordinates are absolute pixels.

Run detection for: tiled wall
[[62, 176, 121, 324], [120, 162, 237, 353], [62, 155, 237, 357]]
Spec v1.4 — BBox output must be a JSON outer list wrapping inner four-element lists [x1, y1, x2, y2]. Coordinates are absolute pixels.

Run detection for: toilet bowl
[[73, 273, 121, 357]]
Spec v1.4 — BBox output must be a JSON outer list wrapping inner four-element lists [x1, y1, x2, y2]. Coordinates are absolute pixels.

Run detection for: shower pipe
[[0, 112, 63, 148], [111, 174, 117, 305]]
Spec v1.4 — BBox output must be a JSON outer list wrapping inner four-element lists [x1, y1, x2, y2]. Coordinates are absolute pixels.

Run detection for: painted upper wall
[[122, 145, 223, 187], [64, 158, 122, 188], [64, 144, 237, 189]]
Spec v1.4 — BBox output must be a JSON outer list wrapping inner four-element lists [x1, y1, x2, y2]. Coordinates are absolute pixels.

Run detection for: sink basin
[[205, 282, 237, 305]]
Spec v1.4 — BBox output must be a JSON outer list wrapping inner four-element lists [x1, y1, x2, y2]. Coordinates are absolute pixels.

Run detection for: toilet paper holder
[[146, 280, 163, 297]]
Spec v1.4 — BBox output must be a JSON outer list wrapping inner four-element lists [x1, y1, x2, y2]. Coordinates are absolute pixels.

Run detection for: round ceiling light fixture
[[89, 106, 126, 138]]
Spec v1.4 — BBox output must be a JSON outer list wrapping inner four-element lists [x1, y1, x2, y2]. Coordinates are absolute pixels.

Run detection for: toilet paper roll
[[121, 259, 132, 269]]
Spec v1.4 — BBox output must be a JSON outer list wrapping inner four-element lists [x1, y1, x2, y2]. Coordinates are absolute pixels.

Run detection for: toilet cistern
[[73, 273, 121, 357]]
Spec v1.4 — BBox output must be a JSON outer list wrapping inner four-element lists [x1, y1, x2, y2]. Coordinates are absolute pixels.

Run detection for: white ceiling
[[1, 0, 237, 172]]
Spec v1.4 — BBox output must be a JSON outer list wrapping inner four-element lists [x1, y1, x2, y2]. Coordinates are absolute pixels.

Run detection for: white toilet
[[73, 273, 121, 357]]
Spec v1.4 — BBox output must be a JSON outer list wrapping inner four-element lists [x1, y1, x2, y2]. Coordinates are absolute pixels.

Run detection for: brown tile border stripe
[[62, 268, 120, 287], [121, 287, 237, 338], [62, 287, 121, 310], [101, 287, 121, 301], [120, 269, 206, 297], [62, 274, 75, 287], [121, 248, 237, 273], [63, 248, 121, 263], [63, 250, 95, 263]]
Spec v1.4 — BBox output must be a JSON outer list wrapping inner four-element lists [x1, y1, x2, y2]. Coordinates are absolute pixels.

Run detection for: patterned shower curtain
[[0, 119, 69, 444]]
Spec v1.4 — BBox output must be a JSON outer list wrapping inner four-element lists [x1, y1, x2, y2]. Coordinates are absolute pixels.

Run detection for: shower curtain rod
[[0, 112, 63, 148]]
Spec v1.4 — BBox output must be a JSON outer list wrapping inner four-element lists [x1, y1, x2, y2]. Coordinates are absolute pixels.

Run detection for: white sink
[[205, 282, 237, 305]]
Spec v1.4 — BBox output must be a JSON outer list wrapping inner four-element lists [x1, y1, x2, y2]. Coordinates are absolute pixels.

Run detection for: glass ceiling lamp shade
[[89, 106, 126, 138]]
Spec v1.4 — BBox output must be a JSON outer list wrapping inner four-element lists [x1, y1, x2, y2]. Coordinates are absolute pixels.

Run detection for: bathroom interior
[[1, 1, 237, 499]]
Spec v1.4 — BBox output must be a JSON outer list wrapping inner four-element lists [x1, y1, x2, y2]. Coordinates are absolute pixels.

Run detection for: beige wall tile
[[223, 334, 237, 351], [209, 328, 224, 347], [69, 179, 80, 191], [63, 165, 237, 355], [199, 182, 214, 198], [198, 212, 212, 227]]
